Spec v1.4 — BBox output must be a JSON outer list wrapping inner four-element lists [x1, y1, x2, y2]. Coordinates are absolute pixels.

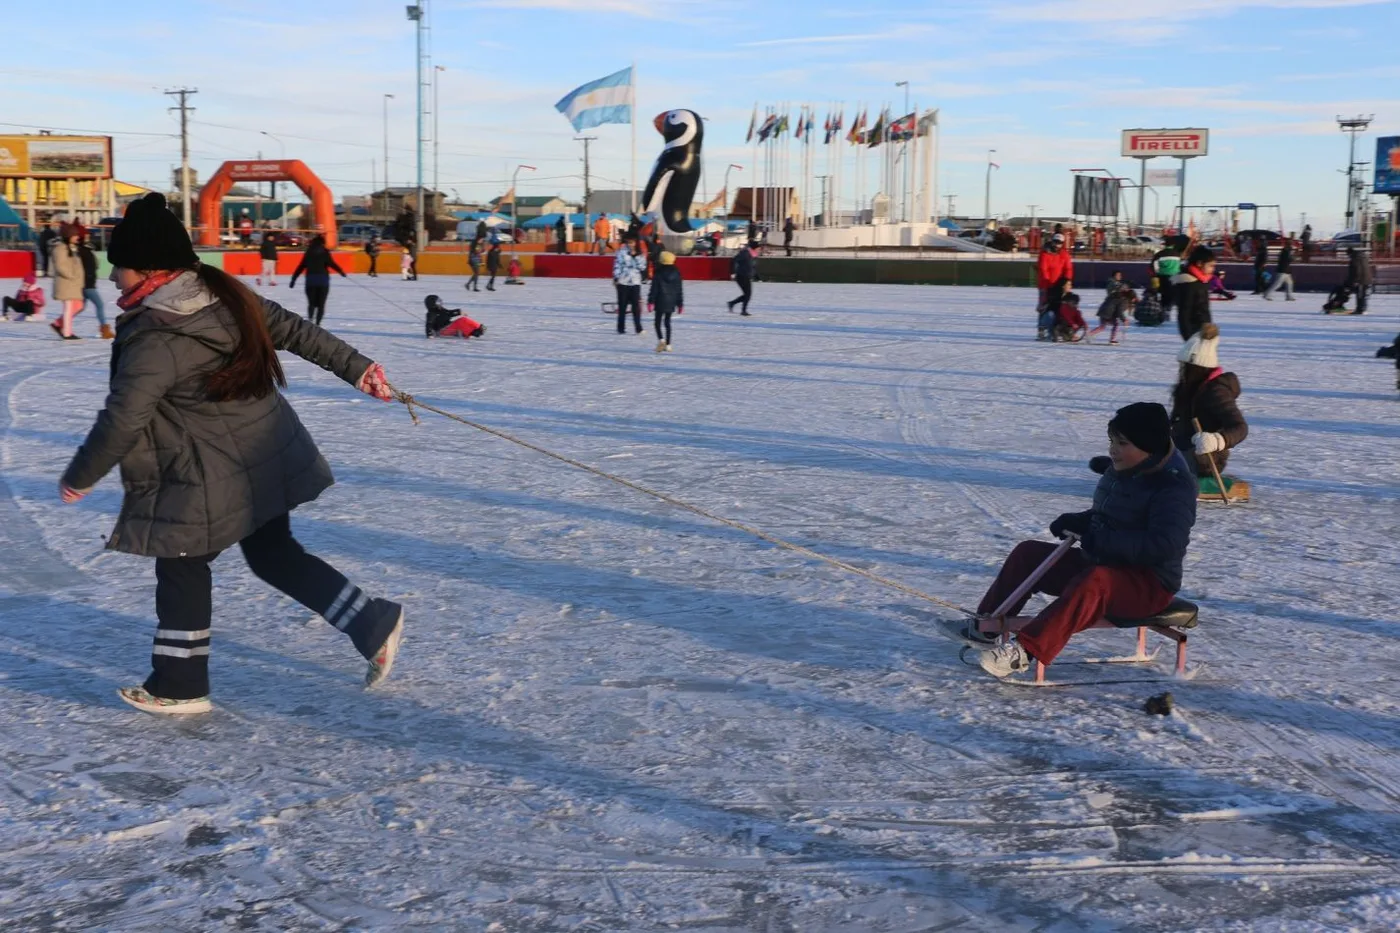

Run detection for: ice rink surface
[[1, 274, 1398, 931]]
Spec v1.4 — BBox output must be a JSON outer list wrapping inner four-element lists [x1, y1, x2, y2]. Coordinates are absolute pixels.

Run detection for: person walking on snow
[[1036, 233, 1072, 339], [49, 223, 86, 340], [727, 240, 758, 316], [648, 250, 683, 352], [1169, 324, 1248, 482], [486, 241, 502, 291], [288, 235, 348, 327], [1175, 245, 1215, 341], [1262, 238, 1295, 300], [466, 240, 482, 292], [1345, 247, 1372, 314], [612, 233, 646, 334], [968, 403, 1196, 678], [783, 216, 795, 256], [79, 231, 113, 339], [257, 231, 278, 286], [37, 220, 59, 277], [365, 234, 381, 278], [58, 193, 404, 715]]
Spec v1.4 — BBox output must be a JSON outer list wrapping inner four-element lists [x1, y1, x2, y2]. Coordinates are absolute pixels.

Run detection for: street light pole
[[895, 80, 909, 223], [511, 164, 536, 252], [382, 93, 394, 218], [406, 2, 427, 252], [260, 131, 286, 231], [434, 65, 445, 212], [984, 149, 998, 230], [574, 135, 597, 241]]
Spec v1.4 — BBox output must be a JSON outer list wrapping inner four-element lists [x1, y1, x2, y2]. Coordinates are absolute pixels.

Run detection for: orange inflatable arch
[[196, 160, 337, 249]]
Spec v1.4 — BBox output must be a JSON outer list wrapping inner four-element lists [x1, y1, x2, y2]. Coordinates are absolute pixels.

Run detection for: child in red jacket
[[3, 274, 46, 320]]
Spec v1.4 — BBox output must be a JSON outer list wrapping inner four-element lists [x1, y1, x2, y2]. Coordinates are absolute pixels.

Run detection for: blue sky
[[4, 0, 1397, 232]]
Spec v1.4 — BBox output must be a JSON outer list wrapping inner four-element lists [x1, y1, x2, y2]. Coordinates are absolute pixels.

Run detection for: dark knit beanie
[[1187, 244, 1215, 267], [108, 192, 199, 270], [1108, 402, 1172, 457]]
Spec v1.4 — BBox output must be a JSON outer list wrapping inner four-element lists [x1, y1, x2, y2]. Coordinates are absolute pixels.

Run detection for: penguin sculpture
[[641, 109, 704, 235]]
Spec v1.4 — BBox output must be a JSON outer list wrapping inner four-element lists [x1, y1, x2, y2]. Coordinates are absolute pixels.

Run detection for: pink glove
[[357, 362, 394, 402], [59, 482, 88, 504]]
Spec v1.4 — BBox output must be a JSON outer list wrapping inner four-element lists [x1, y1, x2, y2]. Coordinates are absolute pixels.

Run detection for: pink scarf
[[116, 270, 185, 312]]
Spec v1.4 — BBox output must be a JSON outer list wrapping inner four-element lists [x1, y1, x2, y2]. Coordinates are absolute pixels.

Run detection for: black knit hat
[[108, 192, 199, 270], [1187, 244, 1215, 267], [1108, 402, 1172, 457]]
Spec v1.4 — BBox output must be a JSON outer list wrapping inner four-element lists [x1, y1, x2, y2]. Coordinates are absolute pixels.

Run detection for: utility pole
[[382, 93, 394, 218], [944, 193, 956, 219], [1028, 204, 1039, 228], [165, 88, 197, 231], [575, 135, 597, 242], [1338, 115, 1373, 230], [434, 65, 445, 209]]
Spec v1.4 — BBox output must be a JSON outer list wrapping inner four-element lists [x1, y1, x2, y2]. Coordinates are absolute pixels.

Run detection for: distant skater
[[727, 240, 757, 316], [365, 235, 381, 277], [257, 231, 278, 286], [613, 233, 645, 334], [466, 240, 482, 291], [648, 251, 683, 352], [289, 235, 348, 327], [486, 242, 502, 291]]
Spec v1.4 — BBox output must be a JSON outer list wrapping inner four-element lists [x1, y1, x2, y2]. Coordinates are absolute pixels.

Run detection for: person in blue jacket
[[968, 402, 1198, 678]]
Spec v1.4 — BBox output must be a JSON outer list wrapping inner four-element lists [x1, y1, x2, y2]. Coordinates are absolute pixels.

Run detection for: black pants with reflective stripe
[[148, 514, 394, 699]]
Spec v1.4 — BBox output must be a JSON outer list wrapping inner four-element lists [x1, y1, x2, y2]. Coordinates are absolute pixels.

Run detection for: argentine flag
[[555, 67, 634, 131]]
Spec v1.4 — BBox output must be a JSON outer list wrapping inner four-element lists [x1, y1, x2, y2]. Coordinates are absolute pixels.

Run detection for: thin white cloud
[[449, 0, 689, 17], [742, 30, 921, 47]]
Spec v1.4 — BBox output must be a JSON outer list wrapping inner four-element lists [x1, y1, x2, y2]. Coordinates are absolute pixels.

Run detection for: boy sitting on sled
[[424, 294, 486, 339], [969, 402, 1197, 679]]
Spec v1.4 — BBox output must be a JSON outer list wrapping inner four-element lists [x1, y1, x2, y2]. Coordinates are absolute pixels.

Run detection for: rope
[[385, 383, 977, 619]]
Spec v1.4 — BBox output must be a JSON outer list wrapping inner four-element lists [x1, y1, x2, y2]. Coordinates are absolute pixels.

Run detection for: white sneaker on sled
[[118, 685, 211, 715], [365, 609, 405, 688], [976, 639, 1031, 678]]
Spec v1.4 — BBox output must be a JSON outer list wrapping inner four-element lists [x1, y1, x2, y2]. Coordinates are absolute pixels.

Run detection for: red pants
[[439, 316, 482, 338], [976, 541, 1172, 665]]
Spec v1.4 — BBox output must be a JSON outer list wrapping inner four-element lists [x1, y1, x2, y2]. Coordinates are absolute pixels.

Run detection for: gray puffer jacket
[[62, 272, 372, 558]]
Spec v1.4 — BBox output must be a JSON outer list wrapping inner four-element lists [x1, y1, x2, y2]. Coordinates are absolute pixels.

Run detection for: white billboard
[[1121, 128, 1209, 158], [1145, 168, 1183, 187]]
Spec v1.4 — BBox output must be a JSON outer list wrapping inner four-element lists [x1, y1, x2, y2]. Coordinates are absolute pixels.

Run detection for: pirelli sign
[[1121, 128, 1209, 158]]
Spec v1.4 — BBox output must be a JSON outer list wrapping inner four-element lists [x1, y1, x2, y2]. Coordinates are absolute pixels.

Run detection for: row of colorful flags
[[745, 106, 937, 146]]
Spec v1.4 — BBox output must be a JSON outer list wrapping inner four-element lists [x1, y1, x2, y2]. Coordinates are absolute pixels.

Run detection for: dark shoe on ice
[[365, 603, 405, 688], [740, 310, 751, 316]]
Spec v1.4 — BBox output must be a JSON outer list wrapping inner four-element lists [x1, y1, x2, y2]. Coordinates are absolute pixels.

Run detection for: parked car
[[86, 217, 126, 250], [269, 230, 304, 248], [338, 223, 381, 244]]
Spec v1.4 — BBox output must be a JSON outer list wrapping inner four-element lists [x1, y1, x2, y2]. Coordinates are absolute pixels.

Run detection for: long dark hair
[[1170, 363, 1213, 421], [198, 264, 287, 401]]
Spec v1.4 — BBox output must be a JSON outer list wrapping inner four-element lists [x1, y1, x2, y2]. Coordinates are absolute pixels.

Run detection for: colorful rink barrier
[[0, 250, 36, 277]]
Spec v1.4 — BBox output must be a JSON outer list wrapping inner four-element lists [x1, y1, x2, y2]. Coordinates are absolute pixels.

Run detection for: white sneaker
[[118, 685, 212, 715], [663, 344, 673, 352], [365, 609, 404, 687], [656, 340, 667, 353], [976, 639, 1031, 678]]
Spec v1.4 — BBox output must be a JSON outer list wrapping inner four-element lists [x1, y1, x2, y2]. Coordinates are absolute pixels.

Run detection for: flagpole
[[630, 60, 637, 215]]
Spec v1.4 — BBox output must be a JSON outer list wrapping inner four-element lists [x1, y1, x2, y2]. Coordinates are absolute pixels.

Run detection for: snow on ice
[[1, 275, 1397, 931]]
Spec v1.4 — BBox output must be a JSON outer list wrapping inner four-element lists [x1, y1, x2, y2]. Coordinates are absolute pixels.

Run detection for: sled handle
[[987, 534, 1078, 623], [1193, 418, 1231, 507]]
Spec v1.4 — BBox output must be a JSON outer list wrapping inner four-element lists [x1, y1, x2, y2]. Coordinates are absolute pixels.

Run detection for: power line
[[0, 120, 175, 138]]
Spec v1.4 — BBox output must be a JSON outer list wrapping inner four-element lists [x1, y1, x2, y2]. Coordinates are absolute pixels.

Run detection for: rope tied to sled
[[385, 382, 977, 619]]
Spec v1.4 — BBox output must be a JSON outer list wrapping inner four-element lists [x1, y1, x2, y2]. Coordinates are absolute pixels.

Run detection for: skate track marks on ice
[[0, 279, 1397, 931]]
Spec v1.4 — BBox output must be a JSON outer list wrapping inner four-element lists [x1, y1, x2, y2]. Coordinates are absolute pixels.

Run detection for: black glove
[[1050, 512, 1091, 540], [1088, 456, 1111, 475]]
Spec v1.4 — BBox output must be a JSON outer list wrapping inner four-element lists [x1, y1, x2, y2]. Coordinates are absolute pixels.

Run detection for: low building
[[491, 194, 575, 220]]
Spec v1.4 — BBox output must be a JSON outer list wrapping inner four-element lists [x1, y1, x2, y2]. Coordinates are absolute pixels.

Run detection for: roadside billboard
[[1121, 128, 1209, 158], [1145, 168, 1183, 187], [0, 135, 113, 178], [1375, 136, 1400, 195]]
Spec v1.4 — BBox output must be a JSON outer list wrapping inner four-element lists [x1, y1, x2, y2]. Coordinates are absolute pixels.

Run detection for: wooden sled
[[1198, 476, 1251, 503], [976, 536, 1200, 685]]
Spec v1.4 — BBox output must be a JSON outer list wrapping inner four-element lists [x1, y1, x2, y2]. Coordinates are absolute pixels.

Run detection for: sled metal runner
[[977, 535, 1200, 686]]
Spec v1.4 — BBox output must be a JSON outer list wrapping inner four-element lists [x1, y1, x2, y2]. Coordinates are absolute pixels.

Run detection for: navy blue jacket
[[647, 265, 684, 313], [1074, 447, 1197, 593], [731, 247, 755, 279]]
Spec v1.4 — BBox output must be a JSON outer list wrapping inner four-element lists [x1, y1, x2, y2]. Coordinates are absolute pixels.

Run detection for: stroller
[[1322, 284, 1354, 313]]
